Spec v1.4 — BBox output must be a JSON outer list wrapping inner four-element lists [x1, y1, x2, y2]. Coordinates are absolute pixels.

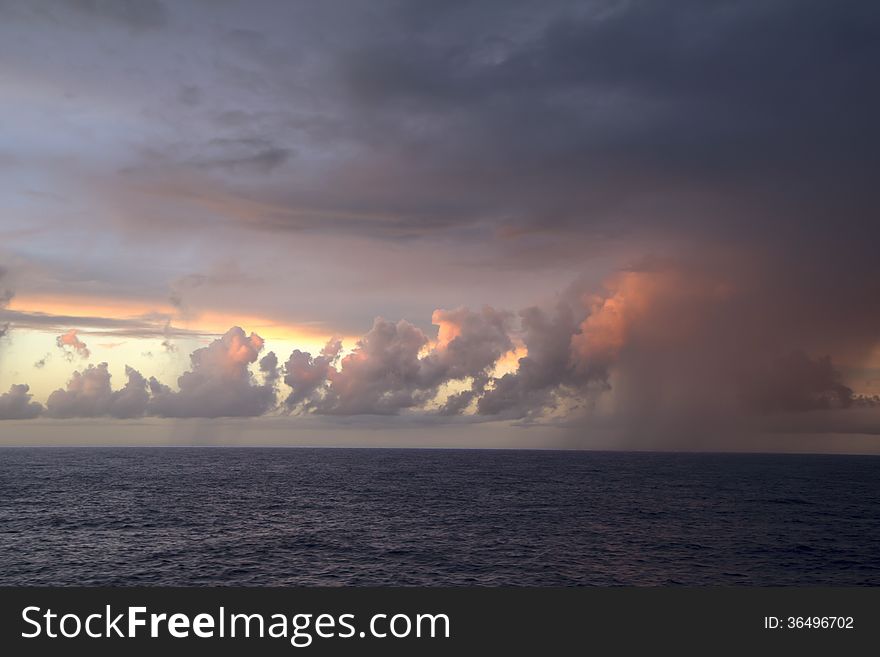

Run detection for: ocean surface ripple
[[1, 448, 878, 586]]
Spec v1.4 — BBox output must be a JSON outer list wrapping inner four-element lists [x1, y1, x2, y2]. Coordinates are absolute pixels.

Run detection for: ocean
[[1, 448, 878, 586]]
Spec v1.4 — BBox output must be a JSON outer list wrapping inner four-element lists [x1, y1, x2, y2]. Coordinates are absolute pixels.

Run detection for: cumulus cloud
[[311, 319, 427, 415], [438, 372, 490, 416], [111, 366, 152, 419], [421, 307, 514, 386], [56, 329, 90, 360], [148, 326, 276, 417], [0, 384, 43, 420], [282, 306, 514, 415], [147, 376, 171, 397], [426, 307, 514, 415], [282, 339, 341, 410], [46, 363, 149, 419], [0, 267, 876, 446], [477, 301, 587, 418], [4, 326, 290, 420], [259, 350, 280, 385]]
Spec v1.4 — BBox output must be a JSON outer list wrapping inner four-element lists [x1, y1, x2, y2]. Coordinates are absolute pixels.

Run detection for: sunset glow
[[0, 0, 877, 451]]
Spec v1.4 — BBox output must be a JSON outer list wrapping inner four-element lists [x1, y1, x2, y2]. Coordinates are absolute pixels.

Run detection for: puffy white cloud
[[46, 364, 113, 417], [0, 384, 43, 419], [316, 318, 428, 415], [46, 363, 149, 418], [282, 306, 514, 415], [283, 339, 341, 410], [421, 306, 514, 386], [148, 326, 276, 417], [424, 306, 513, 416]]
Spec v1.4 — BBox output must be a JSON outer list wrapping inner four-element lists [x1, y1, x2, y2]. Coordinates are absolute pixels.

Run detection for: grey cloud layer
[[0, 266, 12, 339], [0, 308, 213, 340], [6, 1, 876, 244], [3, 1, 878, 337], [0, 2, 878, 441]]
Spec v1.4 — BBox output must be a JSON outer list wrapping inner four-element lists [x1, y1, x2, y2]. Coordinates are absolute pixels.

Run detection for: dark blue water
[[0, 448, 878, 586]]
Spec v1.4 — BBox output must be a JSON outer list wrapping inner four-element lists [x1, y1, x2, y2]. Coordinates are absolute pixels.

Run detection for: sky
[[1, 0, 879, 451]]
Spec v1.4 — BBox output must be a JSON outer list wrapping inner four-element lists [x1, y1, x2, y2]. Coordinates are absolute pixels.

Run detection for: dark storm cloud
[[277, 0, 877, 246], [13, 0, 871, 276], [80, 0, 873, 261], [4, 1, 879, 249], [2, 1, 879, 445], [739, 351, 856, 413], [285, 0, 878, 439], [469, 254, 880, 443]]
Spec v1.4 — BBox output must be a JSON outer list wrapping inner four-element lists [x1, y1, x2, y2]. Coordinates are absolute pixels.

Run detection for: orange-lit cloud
[[571, 268, 733, 373], [494, 344, 526, 376], [56, 328, 90, 360], [8, 294, 177, 323], [7, 293, 354, 348]]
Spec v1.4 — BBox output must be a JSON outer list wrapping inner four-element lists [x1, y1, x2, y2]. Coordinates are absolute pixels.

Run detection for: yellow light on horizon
[[7, 293, 357, 352]]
